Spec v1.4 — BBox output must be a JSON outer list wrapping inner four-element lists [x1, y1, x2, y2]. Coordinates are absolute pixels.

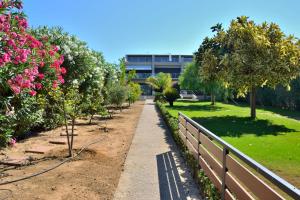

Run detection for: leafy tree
[[81, 90, 105, 124], [127, 82, 142, 106], [108, 83, 127, 112], [195, 30, 227, 105], [221, 16, 300, 118], [146, 72, 172, 92], [119, 57, 126, 86], [179, 61, 203, 91], [201, 50, 225, 105], [163, 87, 180, 107]]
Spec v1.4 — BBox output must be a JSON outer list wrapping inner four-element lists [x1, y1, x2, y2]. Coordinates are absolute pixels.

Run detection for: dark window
[[127, 56, 152, 62], [182, 56, 193, 62], [155, 56, 169, 62], [172, 56, 179, 62]]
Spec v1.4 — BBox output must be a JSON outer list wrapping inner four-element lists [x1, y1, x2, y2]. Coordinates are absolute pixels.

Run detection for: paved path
[[114, 100, 201, 200]]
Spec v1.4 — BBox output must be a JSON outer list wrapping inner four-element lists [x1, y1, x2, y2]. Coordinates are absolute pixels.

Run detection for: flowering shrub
[[0, 0, 65, 96], [0, 0, 66, 146], [0, 0, 120, 147]]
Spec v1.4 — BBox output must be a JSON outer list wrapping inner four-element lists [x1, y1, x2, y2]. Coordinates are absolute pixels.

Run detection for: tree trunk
[[169, 101, 174, 107], [211, 93, 215, 105], [250, 86, 256, 119], [62, 100, 72, 157], [89, 114, 94, 125], [70, 118, 75, 152]]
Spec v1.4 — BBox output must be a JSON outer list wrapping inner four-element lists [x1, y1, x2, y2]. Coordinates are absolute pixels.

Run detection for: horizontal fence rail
[[178, 112, 300, 200]]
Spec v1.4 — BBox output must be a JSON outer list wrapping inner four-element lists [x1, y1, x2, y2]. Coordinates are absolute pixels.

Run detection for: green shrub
[[127, 82, 142, 106], [163, 87, 180, 106], [154, 92, 166, 103], [108, 83, 127, 111], [0, 114, 14, 147]]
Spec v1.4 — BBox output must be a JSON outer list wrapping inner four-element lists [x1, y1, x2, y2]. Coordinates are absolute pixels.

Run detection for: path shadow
[[157, 151, 187, 200], [154, 106, 201, 200], [192, 116, 295, 137]]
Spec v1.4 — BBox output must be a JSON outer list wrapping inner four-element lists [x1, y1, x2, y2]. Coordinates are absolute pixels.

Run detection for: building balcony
[[133, 73, 153, 79]]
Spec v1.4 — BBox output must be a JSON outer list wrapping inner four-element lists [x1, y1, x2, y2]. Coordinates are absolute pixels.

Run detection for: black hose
[[0, 138, 103, 186]]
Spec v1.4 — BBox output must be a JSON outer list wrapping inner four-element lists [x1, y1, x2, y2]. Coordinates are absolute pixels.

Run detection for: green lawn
[[165, 100, 300, 188]]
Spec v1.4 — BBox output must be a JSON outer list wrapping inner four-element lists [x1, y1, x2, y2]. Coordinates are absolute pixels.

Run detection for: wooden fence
[[178, 112, 300, 200]]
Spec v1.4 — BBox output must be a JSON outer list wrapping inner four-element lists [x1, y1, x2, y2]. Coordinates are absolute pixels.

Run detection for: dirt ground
[[0, 101, 144, 200]]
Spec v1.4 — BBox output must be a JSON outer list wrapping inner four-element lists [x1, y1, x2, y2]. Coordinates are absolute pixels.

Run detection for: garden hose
[[0, 137, 103, 186]]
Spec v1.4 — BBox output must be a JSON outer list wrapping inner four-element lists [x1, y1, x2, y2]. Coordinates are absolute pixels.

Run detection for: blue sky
[[23, 0, 300, 63]]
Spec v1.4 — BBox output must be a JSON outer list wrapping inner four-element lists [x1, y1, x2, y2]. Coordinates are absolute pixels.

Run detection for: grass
[[165, 100, 300, 188]]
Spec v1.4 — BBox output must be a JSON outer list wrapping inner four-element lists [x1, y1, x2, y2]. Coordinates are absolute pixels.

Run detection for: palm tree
[[146, 72, 172, 92]]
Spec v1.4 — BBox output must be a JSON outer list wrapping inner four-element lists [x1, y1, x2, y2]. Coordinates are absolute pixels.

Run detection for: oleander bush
[[0, 0, 121, 147]]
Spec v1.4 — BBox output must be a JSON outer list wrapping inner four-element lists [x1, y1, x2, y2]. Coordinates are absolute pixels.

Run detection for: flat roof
[[126, 54, 193, 57]]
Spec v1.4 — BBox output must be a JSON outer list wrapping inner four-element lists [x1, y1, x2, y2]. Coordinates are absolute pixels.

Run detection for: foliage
[[220, 16, 300, 118], [179, 61, 203, 91], [163, 87, 180, 107], [195, 17, 300, 117], [256, 77, 300, 110], [165, 100, 300, 187], [0, 1, 65, 97], [156, 101, 220, 199], [119, 57, 126, 86], [108, 83, 127, 111], [195, 28, 228, 105], [0, 0, 65, 145], [0, 114, 14, 147], [154, 92, 166, 103], [127, 82, 141, 106], [146, 72, 172, 92]]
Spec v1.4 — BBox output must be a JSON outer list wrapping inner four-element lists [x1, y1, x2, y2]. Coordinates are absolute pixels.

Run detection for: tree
[[221, 16, 300, 118], [119, 57, 126, 86], [127, 82, 142, 106], [195, 30, 227, 105], [179, 61, 204, 91], [146, 72, 172, 92], [108, 83, 127, 112], [201, 50, 224, 105], [163, 87, 180, 107]]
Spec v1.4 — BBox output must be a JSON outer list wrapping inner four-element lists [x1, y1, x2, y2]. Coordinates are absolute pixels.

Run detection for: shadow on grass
[[259, 106, 300, 121], [223, 102, 300, 121], [192, 116, 295, 137], [166, 104, 223, 112]]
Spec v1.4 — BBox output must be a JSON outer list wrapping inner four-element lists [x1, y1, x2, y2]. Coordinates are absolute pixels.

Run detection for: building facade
[[125, 54, 193, 95]]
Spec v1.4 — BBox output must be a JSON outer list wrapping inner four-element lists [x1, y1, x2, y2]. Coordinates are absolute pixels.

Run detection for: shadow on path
[[155, 106, 201, 200], [157, 151, 187, 200]]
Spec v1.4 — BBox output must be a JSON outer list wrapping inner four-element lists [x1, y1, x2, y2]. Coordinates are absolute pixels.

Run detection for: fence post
[[197, 128, 201, 169], [221, 147, 229, 200]]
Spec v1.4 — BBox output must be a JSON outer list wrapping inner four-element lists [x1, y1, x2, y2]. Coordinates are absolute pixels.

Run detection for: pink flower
[[61, 67, 67, 74], [39, 61, 45, 67], [2, 53, 11, 62], [21, 80, 31, 88], [11, 85, 21, 94], [49, 50, 55, 56], [53, 45, 59, 52], [8, 138, 17, 147], [29, 90, 37, 96], [38, 73, 45, 80], [52, 80, 58, 88], [35, 83, 42, 90]]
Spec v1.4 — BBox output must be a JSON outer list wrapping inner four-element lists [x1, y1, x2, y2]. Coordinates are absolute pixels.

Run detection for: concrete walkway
[[114, 100, 201, 200]]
